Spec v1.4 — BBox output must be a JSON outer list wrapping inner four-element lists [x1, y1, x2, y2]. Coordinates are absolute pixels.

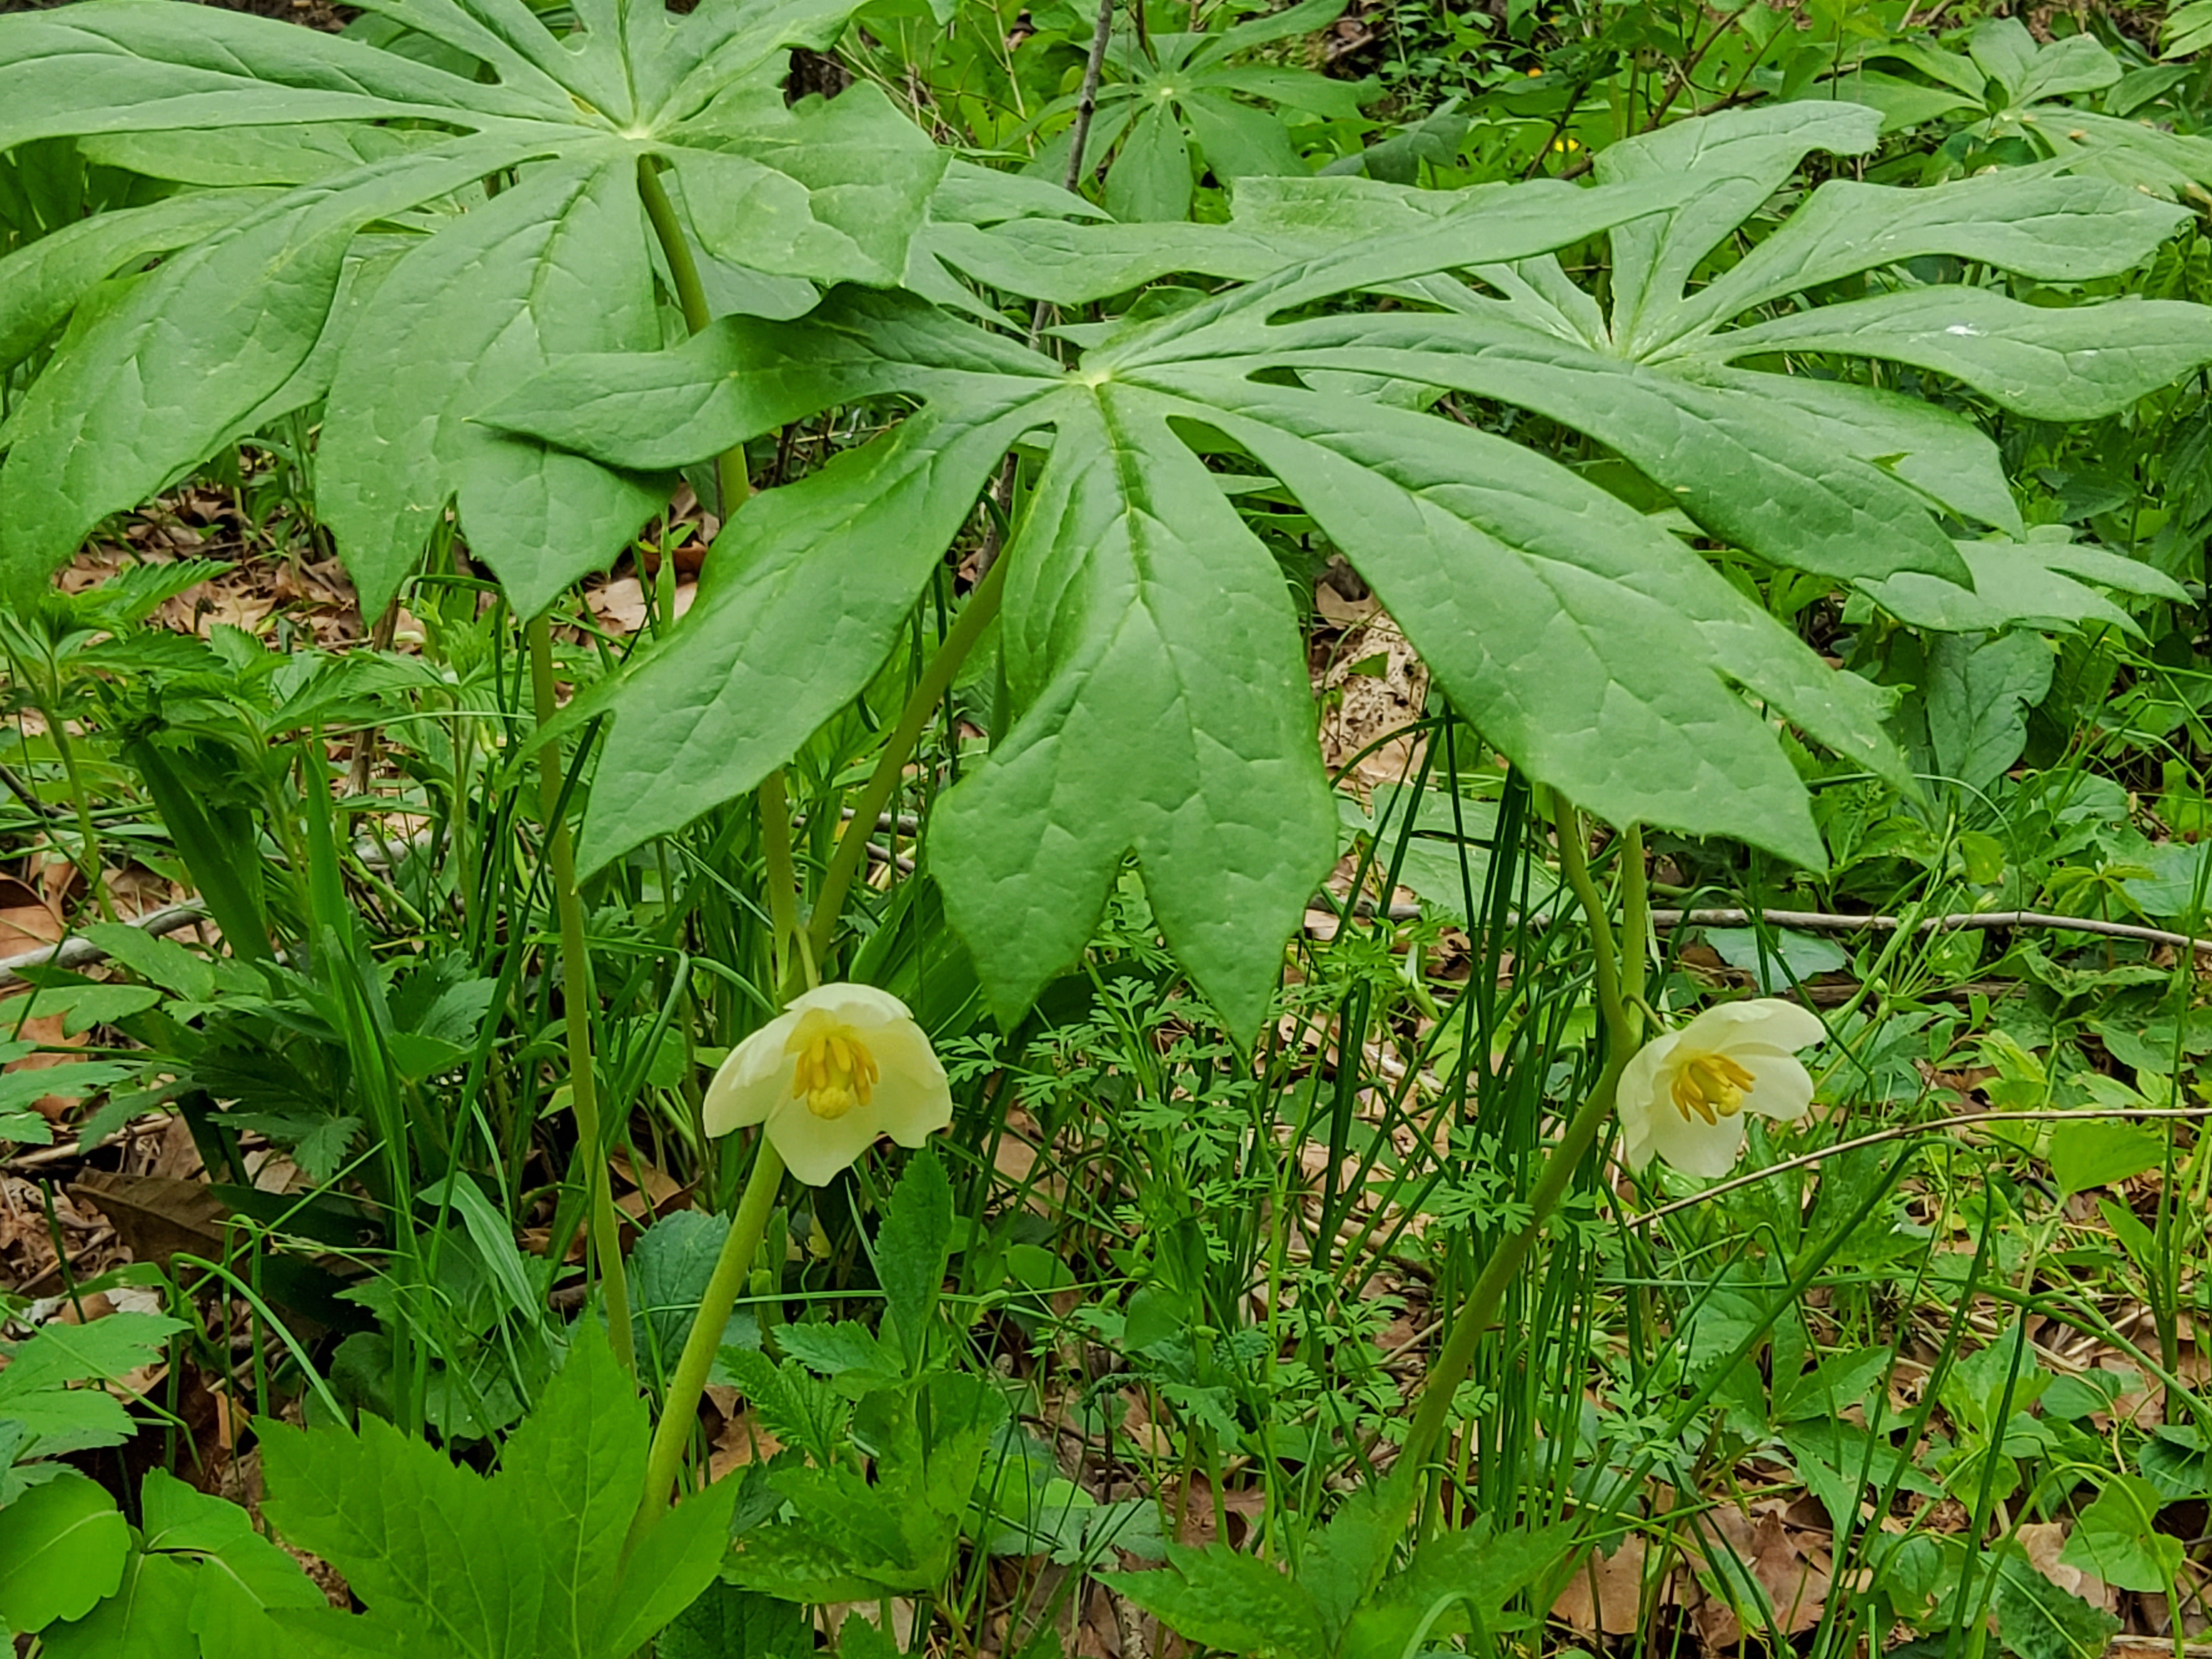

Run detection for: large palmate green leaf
[[1823, 18, 2212, 197], [259, 1325, 732, 1658], [0, 0, 944, 613], [489, 102, 2212, 1031], [1019, 0, 1372, 224]]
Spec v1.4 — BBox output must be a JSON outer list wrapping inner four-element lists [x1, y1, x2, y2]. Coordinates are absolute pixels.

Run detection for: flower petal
[[1684, 997, 1826, 1055], [784, 982, 914, 1029], [1636, 1095, 1747, 1178], [1730, 1049, 1815, 1122], [702, 1007, 805, 1137], [764, 1093, 890, 1186], [1615, 1030, 1681, 1169], [863, 1021, 954, 1149]]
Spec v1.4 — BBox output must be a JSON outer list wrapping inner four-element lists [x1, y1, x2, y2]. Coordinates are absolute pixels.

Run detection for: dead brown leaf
[[1552, 1533, 1648, 1637], [73, 1171, 237, 1266]]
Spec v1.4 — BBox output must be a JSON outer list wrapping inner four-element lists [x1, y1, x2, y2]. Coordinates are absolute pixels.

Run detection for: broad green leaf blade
[[1180, 91, 1306, 181], [1990, 1541, 2121, 1659], [1595, 101, 1881, 353], [2059, 1475, 2182, 1591], [1714, 287, 2212, 421], [260, 1410, 544, 1657], [80, 122, 443, 188], [1205, 63, 1370, 121], [1191, 384, 1837, 862], [930, 390, 1337, 1036], [873, 1148, 953, 1370], [1126, 173, 1698, 325], [319, 155, 665, 617], [669, 83, 946, 287], [40, 1548, 200, 1659], [1207, 0, 1345, 55], [1865, 534, 2186, 634], [634, 0, 873, 124], [483, 288, 1057, 469], [1688, 368, 2021, 534], [0, 1473, 128, 1633], [1342, 1522, 1574, 1659], [595, 1482, 740, 1659], [0, 138, 537, 597], [923, 216, 1290, 305], [498, 1326, 643, 1658], [0, 1, 544, 147], [324, 0, 585, 106], [1922, 630, 2052, 792], [2014, 30, 2121, 103], [0, 188, 274, 371], [578, 397, 1048, 870], [0, 1311, 185, 1395], [1200, 310, 1969, 583], [139, 1470, 325, 1653], [1104, 1544, 1329, 1657], [1966, 17, 2041, 96], [1672, 168, 2189, 342], [1105, 101, 1195, 223], [658, 1583, 811, 1659]]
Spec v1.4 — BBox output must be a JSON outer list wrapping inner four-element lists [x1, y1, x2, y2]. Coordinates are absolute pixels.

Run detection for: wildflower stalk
[[806, 548, 1009, 967], [636, 154, 748, 517], [1398, 789, 1645, 1510], [631, 1131, 788, 1536], [527, 612, 635, 1376]]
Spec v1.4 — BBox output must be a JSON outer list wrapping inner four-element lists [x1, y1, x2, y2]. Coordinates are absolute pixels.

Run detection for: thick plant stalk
[[528, 614, 636, 1375], [805, 548, 1011, 966], [1398, 791, 1645, 1498], [636, 154, 749, 517], [758, 769, 804, 984], [632, 1134, 788, 1533]]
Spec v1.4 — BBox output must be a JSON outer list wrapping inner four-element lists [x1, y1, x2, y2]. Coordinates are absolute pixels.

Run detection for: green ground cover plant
[[0, 0, 2209, 1653]]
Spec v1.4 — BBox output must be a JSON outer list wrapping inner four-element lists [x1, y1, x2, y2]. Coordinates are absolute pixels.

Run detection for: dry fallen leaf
[[1552, 1534, 1648, 1636], [73, 1172, 237, 1266]]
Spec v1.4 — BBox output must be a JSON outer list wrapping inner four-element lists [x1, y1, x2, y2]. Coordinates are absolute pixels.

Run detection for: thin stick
[[1626, 1104, 2212, 1231], [1063, 0, 1119, 196], [0, 902, 207, 990], [1330, 900, 2212, 957], [1648, 907, 2212, 955]]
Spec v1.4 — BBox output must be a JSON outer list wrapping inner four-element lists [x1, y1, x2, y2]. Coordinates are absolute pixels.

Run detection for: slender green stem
[[1548, 788, 1635, 1052], [758, 771, 802, 987], [636, 154, 749, 517], [1399, 792, 1646, 1499], [527, 614, 637, 1376], [43, 706, 116, 923], [632, 1134, 787, 1531], [807, 551, 1010, 967], [1619, 822, 1648, 1012]]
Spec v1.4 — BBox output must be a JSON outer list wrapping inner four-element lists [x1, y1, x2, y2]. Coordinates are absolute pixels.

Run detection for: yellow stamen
[[1670, 1052, 1755, 1125], [786, 1013, 878, 1121]]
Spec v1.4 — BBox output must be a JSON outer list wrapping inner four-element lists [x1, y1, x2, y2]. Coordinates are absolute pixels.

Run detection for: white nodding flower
[[1617, 998, 1826, 1177], [702, 983, 952, 1186]]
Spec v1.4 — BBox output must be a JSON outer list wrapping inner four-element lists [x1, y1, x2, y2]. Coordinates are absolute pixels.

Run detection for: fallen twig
[[1650, 906, 2212, 956], [1626, 1104, 2212, 1231], [0, 901, 208, 991]]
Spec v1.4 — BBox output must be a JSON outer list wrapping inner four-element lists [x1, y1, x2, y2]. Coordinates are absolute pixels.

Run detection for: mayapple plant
[[0, 0, 944, 619], [6, 0, 2212, 1033], [494, 99, 2212, 1032]]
